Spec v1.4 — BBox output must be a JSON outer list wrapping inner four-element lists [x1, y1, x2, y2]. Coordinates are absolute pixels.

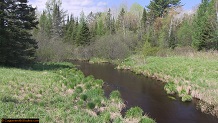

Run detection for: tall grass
[[0, 62, 155, 122]]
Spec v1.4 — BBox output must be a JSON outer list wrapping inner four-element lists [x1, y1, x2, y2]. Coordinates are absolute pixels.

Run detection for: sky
[[29, 0, 202, 16]]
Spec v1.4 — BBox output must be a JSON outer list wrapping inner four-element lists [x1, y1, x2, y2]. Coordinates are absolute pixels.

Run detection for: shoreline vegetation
[[88, 51, 218, 118], [0, 62, 155, 123]]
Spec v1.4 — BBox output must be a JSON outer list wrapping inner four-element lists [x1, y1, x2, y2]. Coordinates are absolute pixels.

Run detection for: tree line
[[0, 0, 218, 66]]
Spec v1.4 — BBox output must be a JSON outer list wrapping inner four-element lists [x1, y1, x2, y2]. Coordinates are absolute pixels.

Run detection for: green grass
[[118, 55, 218, 105], [0, 62, 155, 122]]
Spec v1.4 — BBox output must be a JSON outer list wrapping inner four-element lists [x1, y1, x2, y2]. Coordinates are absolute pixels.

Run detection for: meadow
[[0, 62, 155, 123]]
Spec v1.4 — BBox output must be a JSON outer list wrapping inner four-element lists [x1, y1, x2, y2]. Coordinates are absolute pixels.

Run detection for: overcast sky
[[29, 0, 202, 16]]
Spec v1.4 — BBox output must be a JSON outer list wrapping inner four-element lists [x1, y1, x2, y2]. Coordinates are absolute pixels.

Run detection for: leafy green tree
[[0, 0, 38, 66]]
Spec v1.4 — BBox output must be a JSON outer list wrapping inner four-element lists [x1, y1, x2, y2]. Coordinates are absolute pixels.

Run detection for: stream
[[72, 61, 218, 123]]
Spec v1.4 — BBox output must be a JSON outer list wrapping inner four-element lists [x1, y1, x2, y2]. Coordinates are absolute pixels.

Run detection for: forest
[[0, 0, 217, 66], [1, 0, 218, 122]]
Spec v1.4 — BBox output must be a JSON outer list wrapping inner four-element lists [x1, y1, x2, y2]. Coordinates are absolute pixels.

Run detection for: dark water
[[72, 61, 218, 123]]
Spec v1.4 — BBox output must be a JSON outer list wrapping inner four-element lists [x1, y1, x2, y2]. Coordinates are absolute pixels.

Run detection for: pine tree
[[147, 0, 181, 21], [76, 12, 91, 46], [0, 0, 38, 66], [141, 8, 147, 29], [192, 0, 217, 50], [117, 8, 126, 36], [76, 22, 91, 46], [106, 8, 112, 34], [111, 17, 116, 34]]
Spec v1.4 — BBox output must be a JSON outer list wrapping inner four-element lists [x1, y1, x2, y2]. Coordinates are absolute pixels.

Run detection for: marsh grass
[[0, 62, 155, 122]]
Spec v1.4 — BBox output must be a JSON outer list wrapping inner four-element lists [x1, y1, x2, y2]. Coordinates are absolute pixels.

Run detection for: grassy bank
[[117, 55, 218, 116], [0, 62, 155, 123]]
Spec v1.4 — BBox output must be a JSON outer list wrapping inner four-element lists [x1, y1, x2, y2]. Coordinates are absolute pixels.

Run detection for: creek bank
[[87, 55, 218, 118], [0, 62, 155, 123]]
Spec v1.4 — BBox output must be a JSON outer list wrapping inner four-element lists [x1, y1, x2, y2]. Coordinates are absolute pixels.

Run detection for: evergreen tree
[[117, 8, 125, 30], [192, 0, 217, 50], [0, 0, 38, 66], [106, 8, 112, 34], [111, 17, 116, 34], [63, 14, 75, 43], [76, 22, 91, 45], [147, 0, 181, 21], [141, 8, 147, 30], [76, 12, 91, 45]]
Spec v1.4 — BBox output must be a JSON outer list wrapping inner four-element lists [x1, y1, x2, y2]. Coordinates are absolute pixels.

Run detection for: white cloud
[[29, 0, 108, 17], [97, 1, 107, 6]]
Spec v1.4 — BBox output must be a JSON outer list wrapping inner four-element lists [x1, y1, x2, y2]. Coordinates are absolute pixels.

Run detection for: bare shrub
[[72, 45, 93, 60], [91, 32, 138, 60], [35, 33, 73, 62], [71, 32, 138, 60], [156, 46, 218, 60]]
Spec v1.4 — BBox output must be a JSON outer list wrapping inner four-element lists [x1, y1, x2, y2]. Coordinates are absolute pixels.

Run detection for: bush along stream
[[0, 62, 155, 123], [117, 55, 218, 117]]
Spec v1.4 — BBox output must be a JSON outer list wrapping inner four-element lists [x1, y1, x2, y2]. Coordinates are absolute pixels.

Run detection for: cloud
[[29, 0, 108, 17]]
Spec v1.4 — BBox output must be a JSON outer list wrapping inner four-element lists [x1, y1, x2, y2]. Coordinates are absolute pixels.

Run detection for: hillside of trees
[[0, 0, 218, 66]]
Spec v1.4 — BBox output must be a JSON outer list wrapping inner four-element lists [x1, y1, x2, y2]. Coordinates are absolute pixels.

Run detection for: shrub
[[125, 107, 143, 118], [35, 35, 73, 62], [141, 41, 160, 56]]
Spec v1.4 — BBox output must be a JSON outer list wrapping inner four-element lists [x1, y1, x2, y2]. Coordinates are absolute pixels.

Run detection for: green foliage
[[101, 112, 111, 123], [109, 90, 121, 100], [164, 82, 177, 95], [192, 0, 217, 50], [139, 117, 156, 123], [141, 41, 160, 56], [176, 19, 193, 47], [0, 0, 38, 67], [147, 0, 181, 20], [125, 107, 143, 118], [141, 8, 147, 29], [76, 21, 91, 46], [87, 102, 96, 109], [0, 62, 155, 122], [80, 94, 88, 101], [181, 95, 192, 102]]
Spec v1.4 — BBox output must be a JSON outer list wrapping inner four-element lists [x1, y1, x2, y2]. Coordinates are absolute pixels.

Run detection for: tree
[[106, 8, 112, 34], [0, 0, 38, 66], [40, 0, 66, 39], [76, 11, 91, 45], [63, 14, 75, 43], [117, 8, 126, 36], [192, 0, 217, 50], [147, 0, 181, 21], [141, 8, 147, 30], [76, 22, 91, 46]]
